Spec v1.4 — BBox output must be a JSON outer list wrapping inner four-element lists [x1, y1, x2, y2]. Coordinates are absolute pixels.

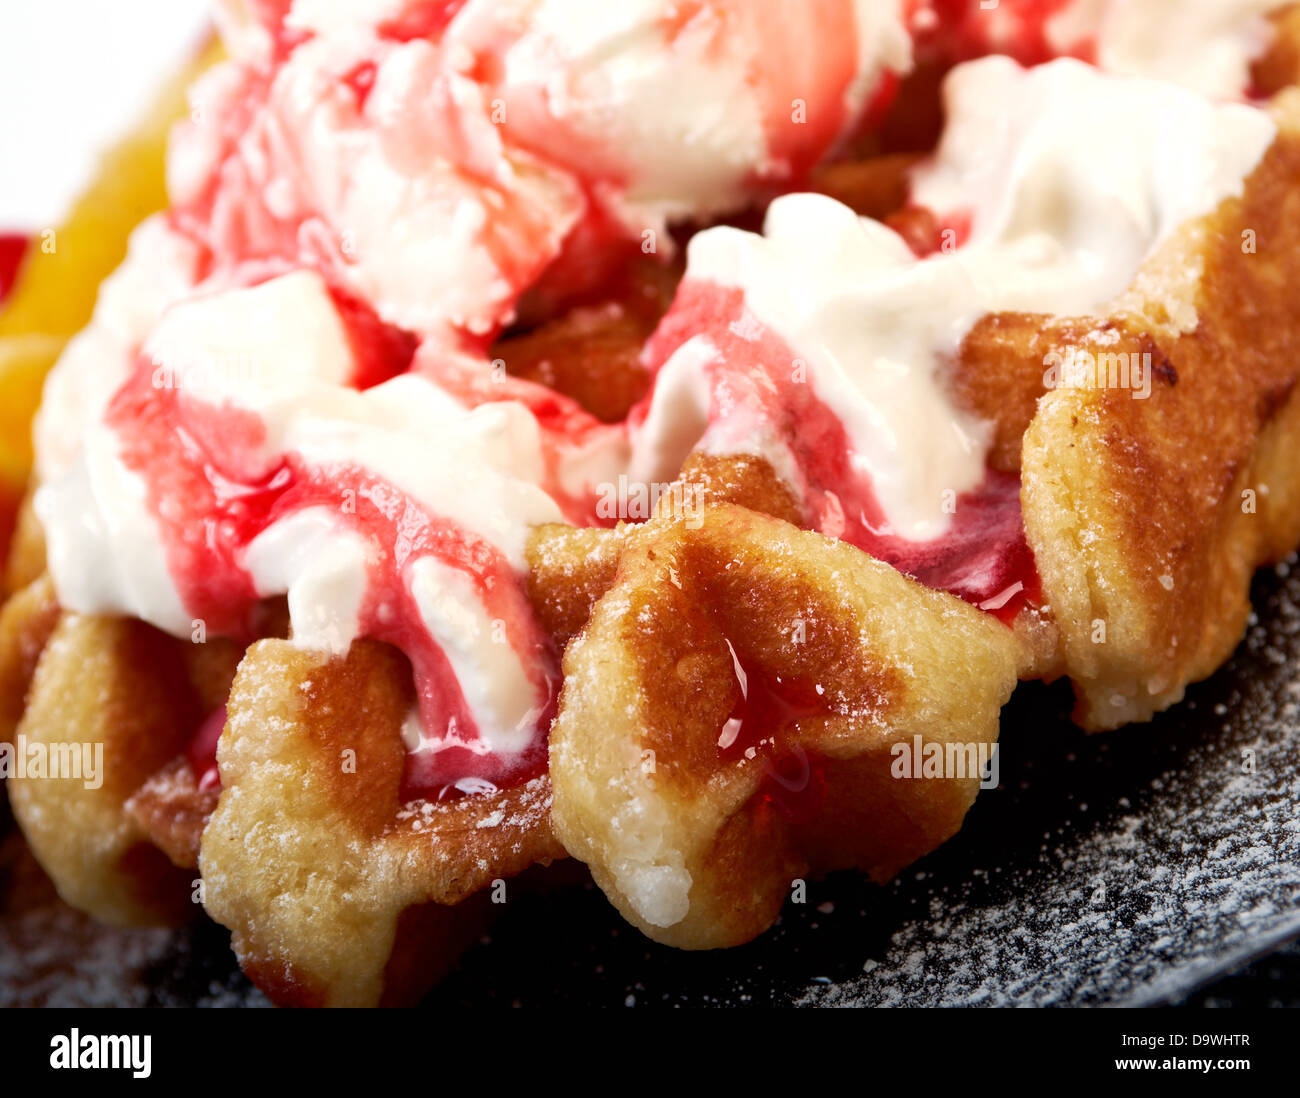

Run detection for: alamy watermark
[[50, 1030, 150, 1079], [149, 347, 256, 399], [0, 735, 103, 790], [1042, 348, 1155, 400], [595, 476, 704, 528], [890, 736, 999, 790]]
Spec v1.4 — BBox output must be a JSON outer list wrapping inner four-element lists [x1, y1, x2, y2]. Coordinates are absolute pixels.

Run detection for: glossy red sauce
[[640, 281, 1040, 623], [718, 644, 828, 825], [909, 0, 1096, 66], [0, 233, 28, 303], [170, 56, 592, 346], [99, 0, 1071, 806], [377, 0, 469, 43], [747, 1, 864, 185], [271, 19, 313, 65], [188, 706, 228, 793], [857, 69, 904, 136], [917, 207, 973, 256], [106, 340, 553, 794], [327, 284, 419, 389], [341, 60, 378, 109]]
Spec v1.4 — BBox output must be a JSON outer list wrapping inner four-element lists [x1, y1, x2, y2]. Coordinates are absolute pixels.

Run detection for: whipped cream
[[449, 0, 910, 225], [174, 0, 908, 344], [34, 7, 1278, 790], [34, 217, 200, 485], [36, 269, 567, 780], [34, 0, 912, 789], [1048, 0, 1281, 99], [632, 57, 1276, 541]]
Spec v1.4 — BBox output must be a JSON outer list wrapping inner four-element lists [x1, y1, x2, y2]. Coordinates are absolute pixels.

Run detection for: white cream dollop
[[176, 0, 909, 344], [633, 57, 1277, 541], [35, 268, 569, 766], [34, 0, 911, 779], [446, 0, 910, 229], [1048, 0, 1281, 100]]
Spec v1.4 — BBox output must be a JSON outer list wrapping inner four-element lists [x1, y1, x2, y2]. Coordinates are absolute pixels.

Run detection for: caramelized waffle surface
[[1, 557, 572, 1004], [9, 7, 1300, 1009], [5, 608, 216, 926], [8, 107, 1300, 996], [201, 638, 564, 1007], [950, 90, 1300, 726], [549, 500, 1020, 949]]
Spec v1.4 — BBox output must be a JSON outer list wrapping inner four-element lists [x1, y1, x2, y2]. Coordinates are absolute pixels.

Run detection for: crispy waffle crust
[[7, 30, 1300, 1004], [3, 606, 221, 925], [1, 569, 573, 1004], [548, 500, 1020, 949], [200, 638, 565, 1007], [1254, 3, 1300, 97], [950, 90, 1300, 727]]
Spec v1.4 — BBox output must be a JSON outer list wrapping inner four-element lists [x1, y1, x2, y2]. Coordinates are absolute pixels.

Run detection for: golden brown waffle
[[9, 16, 1300, 1006], [947, 90, 1300, 726], [1254, 3, 1300, 95], [6, 611, 216, 926], [0, 444, 1021, 1003], [0, 575, 59, 748], [200, 638, 566, 1006], [1, 561, 570, 1004], [549, 500, 1020, 949]]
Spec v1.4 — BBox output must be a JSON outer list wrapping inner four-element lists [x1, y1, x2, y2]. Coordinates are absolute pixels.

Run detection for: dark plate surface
[[3, 565, 1299, 1008]]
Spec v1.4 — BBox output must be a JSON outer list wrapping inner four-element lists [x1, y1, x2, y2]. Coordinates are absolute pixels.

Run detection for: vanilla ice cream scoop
[[172, 0, 910, 343]]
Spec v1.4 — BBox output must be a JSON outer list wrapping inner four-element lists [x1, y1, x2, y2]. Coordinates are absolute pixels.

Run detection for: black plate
[[3, 565, 1299, 1008]]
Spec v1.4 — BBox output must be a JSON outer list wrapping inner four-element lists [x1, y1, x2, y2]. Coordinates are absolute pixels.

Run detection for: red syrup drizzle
[[717, 642, 828, 826], [270, 16, 314, 65], [188, 706, 227, 793], [0, 234, 27, 303], [639, 281, 1040, 624], [857, 68, 904, 136], [377, 0, 470, 43], [341, 60, 378, 109], [106, 293, 552, 797], [903, 207, 973, 258], [747, 0, 865, 186], [908, 0, 1097, 67], [326, 284, 419, 388]]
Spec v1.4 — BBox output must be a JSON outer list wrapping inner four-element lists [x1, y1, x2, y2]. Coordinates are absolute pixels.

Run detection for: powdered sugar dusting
[[0, 834, 268, 1007], [5, 569, 1298, 1007], [798, 564, 1300, 1007]]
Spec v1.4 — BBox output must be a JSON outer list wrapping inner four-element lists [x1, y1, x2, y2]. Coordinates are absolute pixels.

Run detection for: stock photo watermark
[[595, 475, 704, 527], [891, 736, 999, 790], [1042, 348, 1158, 399], [0, 735, 103, 789]]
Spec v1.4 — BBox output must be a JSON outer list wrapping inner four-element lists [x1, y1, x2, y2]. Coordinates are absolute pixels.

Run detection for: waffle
[[547, 499, 1019, 949], [540, 83, 1300, 940], [8, 4, 1300, 1008], [201, 638, 565, 1007], [2, 537, 565, 1005], [957, 89, 1300, 726], [8, 612, 218, 927]]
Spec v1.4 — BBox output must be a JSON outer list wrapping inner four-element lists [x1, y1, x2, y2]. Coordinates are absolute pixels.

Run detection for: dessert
[[548, 498, 1020, 949], [5, 0, 1300, 1005]]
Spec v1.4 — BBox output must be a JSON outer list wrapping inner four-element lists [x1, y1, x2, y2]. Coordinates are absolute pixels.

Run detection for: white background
[[0, 1, 211, 229]]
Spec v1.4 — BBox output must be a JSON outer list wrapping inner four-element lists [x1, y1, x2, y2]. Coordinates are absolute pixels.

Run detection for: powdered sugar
[[799, 564, 1300, 1007], [5, 569, 1297, 1007]]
